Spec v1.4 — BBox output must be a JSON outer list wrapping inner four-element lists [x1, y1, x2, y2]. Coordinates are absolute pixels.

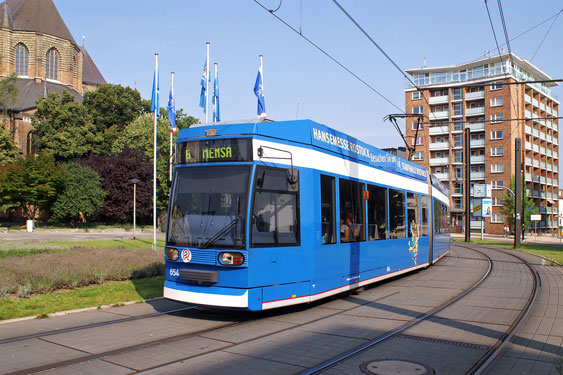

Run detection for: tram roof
[[179, 119, 430, 182]]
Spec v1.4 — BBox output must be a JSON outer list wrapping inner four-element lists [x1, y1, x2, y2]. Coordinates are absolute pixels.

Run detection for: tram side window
[[339, 179, 365, 242], [421, 196, 429, 236], [367, 184, 387, 240], [321, 175, 336, 244], [389, 189, 406, 239], [433, 199, 441, 234], [407, 193, 421, 238], [252, 167, 299, 247]]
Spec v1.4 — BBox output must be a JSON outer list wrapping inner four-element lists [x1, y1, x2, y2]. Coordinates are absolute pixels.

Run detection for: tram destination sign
[[176, 138, 252, 164]]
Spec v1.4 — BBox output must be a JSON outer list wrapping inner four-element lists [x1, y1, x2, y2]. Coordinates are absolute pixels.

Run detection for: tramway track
[[0, 304, 218, 345], [2, 250, 466, 375], [298, 243, 540, 375]]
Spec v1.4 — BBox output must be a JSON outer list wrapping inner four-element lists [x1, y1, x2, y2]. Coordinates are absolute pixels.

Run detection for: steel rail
[[299, 246, 493, 375]]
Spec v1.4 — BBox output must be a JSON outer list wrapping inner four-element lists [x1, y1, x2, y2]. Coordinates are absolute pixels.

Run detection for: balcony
[[525, 109, 532, 119], [525, 141, 532, 150], [525, 173, 532, 182], [470, 139, 485, 147], [429, 142, 450, 151], [434, 172, 450, 181], [469, 122, 485, 132], [470, 155, 485, 163], [465, 91, 485, 100], [525, 157, 532, 165], [429, 111, 449, 120], [429, 95, 449, 105], [525, 125, 532, 135], [429, 157, 450, 166], [466, 107, 485, 116], [429, 125, 449, 135], [470, 171, 485, 180], [524, 94, 531, 104]]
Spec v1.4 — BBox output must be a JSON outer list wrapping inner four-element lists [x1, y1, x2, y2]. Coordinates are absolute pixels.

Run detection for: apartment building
[[405, 53, 559, 235]]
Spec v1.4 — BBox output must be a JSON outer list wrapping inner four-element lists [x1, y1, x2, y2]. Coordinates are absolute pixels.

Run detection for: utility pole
[[465, 126, 471, 242], [514, 138, 522, 248]]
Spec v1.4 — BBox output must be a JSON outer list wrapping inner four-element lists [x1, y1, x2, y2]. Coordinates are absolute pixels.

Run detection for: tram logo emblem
[[408, 221, 419, 265], [181, 248, 192, 263]]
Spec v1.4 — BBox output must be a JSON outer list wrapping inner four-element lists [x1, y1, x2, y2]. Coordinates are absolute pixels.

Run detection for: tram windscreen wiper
[[201, 217, 240, 249]]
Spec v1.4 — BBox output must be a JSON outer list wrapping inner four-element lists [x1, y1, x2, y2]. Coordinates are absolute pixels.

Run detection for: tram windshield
[[167, 165, 250, 249]]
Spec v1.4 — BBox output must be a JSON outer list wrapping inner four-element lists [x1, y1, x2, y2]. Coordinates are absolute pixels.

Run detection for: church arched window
[[45, 48, 59, 80], [15, 43, 28, 76]]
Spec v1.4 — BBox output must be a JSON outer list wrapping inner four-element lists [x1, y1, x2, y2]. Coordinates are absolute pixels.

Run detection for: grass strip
[[455, 238, 563, 264], [0, 276, 164, 321]]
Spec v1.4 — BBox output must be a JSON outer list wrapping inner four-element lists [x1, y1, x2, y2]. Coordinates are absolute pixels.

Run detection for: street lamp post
[[130, 179, 140, 239]]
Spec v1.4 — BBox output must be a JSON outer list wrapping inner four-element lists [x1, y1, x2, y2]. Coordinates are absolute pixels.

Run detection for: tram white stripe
[[163, 287, 249, 308]]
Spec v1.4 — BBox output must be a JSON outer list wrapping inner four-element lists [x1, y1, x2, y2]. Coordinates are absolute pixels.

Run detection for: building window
[[491, 147, 504, 156], [412, 91, 423, 100], [411, 122, 423, 130], [491, 163, 504, 173], [412, 106, 423, 115], [15, 43, 28, 76], [453, 88, 462, 100], [46, 48, 59, 80], [412, 136, 424, 146], [492, 180, 504, 189], [491, 130, 504, 140], [492, 197, 502, 206], [454, 150, 462, 163], [412, 151, 424, 160], [453, 103, 463, 116], [389, 189, 405, 239], [492, 213, 504, 223], [491, 113, 504, 123], [454, 134, 462, 147], [490, 97, 503, 107], [491, 81, 503, 90]]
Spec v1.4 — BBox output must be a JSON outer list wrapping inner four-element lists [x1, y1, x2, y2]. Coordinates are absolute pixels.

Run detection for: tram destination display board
[[176, 138, 252, 164]]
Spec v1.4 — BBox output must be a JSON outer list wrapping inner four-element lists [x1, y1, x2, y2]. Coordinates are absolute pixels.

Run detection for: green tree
[[112, 113, 173, 211], [32, 91, 101, 161], [0, 153, 64, 219], [501, 176, 538, 232], [82, 84, 146, 155], [0, 127, 18, 166], [173, 108, 198, 130], [0, 73, 18, 113], [49, 162, 107, 224]]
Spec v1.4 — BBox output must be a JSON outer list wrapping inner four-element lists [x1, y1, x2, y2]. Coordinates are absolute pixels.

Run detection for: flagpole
[[169, 71, 174, 182], [205, 42, 210, 124], [213, 63, 217, 124], [153, 53, 158, 251], [259, 55, 263, 92]]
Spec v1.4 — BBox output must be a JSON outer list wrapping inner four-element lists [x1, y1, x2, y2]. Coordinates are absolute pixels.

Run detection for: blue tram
[[164, 119, 450, 311]]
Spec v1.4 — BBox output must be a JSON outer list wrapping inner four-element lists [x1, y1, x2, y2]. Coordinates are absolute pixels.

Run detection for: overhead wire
[[530, 9, 561, 62], [252, 0, 404, 113]]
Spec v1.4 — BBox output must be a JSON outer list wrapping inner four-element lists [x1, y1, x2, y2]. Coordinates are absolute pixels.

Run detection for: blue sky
[[56, 0, 561, 151]]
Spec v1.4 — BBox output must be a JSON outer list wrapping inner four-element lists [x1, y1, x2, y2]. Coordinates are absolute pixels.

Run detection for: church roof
[[8, 78, 82, 112], [0, 0, 77, 46], [81, 47, 106, 86]]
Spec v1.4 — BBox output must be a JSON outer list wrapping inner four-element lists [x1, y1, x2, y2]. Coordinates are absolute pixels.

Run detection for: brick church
[[0, 0, 106, 156]]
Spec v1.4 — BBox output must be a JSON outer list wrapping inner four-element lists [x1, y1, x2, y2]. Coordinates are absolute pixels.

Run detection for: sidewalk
[[0, 228, 165, 242]]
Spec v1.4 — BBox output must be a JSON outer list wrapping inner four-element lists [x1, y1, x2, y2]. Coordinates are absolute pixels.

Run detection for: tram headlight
[[166, 247, 179, 261], [218, 252, 245, 266]]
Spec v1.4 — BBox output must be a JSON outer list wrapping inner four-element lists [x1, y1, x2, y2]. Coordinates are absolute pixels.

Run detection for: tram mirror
[[287, 169, 299, 192]]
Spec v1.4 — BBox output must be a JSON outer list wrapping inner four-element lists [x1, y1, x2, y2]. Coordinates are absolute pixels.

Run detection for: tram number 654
[[169, 269, 180, 277]]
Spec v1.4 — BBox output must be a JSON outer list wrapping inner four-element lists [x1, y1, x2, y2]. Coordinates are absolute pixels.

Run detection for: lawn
[[455, 238, 563, 265], [0, 238, 166, 320]]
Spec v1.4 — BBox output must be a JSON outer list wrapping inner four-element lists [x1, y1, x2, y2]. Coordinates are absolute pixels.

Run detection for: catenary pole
[[465, 126, 471, 242], [169, 71, 174, 182], [153, 54, 158, 251], [515, 138, 522, 248]]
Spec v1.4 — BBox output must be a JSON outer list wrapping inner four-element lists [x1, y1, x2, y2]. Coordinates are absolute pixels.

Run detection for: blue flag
[[254, 66, 266, 118], [150, 61, 159, 117], [199, 57, 208, 113], [213, 71, 220, 123], [167, 81, 176, 134]]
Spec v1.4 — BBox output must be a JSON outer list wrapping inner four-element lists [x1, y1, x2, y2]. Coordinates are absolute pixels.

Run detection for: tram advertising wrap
[[163, 119, 450, 311]]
